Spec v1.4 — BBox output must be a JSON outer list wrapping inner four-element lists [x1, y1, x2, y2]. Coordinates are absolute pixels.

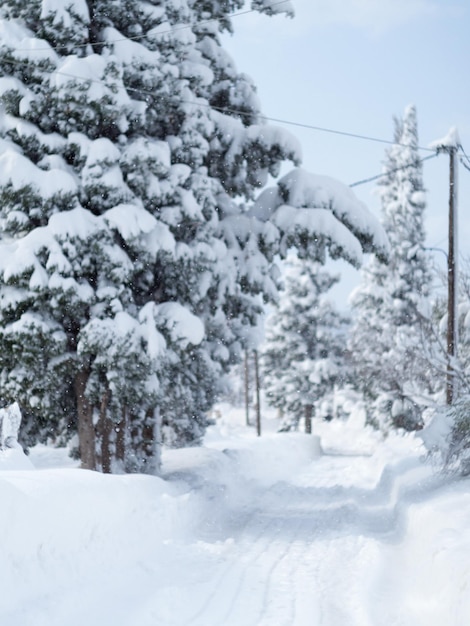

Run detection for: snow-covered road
[[158, 419, 458, 626], [178, 458, 382, 626], [1, 411, 470, 626]]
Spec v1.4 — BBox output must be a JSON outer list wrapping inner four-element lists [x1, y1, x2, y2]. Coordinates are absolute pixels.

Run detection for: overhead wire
[[458, 144, 470, 172], [0, 0, 438, 156], [349, 153, 439, 188], [6, 0, 294, 53], [1, 5, 465, 192], [0, 54, 437, 156]]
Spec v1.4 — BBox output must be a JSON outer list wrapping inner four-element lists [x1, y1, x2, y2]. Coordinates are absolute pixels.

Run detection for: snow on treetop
[[40, 0, 90, 24], [104, 204, 159, 240], [53, 54, 105, 88], [0, 76, 26, 98], [247, 124, 302, 162], [0, 150, 77, 198], [103, 27, 160, 65], [122, 138, 171, 174], [429, 127, 460, 152], [47, 207, 102, 241], [142, 222, 176, 259], [52, 55, 131, 108], [0, 19, 57, 62], [180, 59, 215, 87], [6, 118, 65, 153], [85, 138, 121, 167], [0, 207, 111, 288], [155, 302, 205, 349]]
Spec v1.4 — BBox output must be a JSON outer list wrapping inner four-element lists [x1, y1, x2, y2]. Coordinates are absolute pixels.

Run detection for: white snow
[[429, 126, 460, 151], [251, 168, 389, 265], [0, 149, 77, 198], [1, 405, 469, 625], [155, 301, 205, 347], [103, 26, 160, 65], [40, 0, 90, 24]]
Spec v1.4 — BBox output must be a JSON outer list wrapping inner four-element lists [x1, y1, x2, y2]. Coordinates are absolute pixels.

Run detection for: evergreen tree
[[0, 0, 387, 471], [0, 0, 302, 468], [262, 256, 349, 432], [349, 105, 432, 431]]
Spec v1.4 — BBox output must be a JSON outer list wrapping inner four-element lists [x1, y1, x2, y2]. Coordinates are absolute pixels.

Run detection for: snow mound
[[0, 447, 34, 470]]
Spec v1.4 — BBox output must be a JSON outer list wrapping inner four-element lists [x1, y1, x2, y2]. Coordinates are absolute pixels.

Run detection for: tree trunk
[[141, 407, 161, 475], [74, 369, 96, 470], [305, 404, 313, 435], [115, 406, 127, 466], [100, 388, 112, 474]]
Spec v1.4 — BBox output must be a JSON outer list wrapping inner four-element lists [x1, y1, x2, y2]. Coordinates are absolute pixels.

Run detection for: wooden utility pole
[[253, 349, 261, 437], [446, 145, 458, 405], [244, 350, 250, 426]]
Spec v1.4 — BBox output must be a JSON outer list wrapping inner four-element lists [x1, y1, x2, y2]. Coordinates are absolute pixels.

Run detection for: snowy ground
[[1, 405, 470, 626]]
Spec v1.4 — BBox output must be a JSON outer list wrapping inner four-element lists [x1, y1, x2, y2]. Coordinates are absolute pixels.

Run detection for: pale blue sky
[[222, 0, 470, 306]]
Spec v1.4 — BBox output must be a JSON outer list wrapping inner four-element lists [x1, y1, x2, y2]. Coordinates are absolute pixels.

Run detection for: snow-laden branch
[[250, 167, 389, 267]]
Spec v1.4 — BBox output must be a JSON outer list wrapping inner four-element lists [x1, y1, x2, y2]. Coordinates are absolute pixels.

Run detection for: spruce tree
[[0, 0, 387, 470], [349, 105, 432, 431], [262, 256, 349, 432], [0, 0, 302, 468]]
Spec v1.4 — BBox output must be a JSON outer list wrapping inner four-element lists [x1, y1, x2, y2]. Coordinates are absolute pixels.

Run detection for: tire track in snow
[[187, 499, 293, 626], [183, 445, 441, 626]]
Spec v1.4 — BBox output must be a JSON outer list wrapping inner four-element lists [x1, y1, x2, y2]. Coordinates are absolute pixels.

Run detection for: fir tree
[[349, 105, 432, 431], [262, 256, 349, 432], [0, 0, 302, 468], [0, 0, 387, 471]]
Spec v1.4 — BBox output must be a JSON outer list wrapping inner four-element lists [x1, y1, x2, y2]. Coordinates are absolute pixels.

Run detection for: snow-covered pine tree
[[349, 105, 432, 431], [0, 0, 304, 469], [262, 256, 349, 432], [0, 0, 387, 471]]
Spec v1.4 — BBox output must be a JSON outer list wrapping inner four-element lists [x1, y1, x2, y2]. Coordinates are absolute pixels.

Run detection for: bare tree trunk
[[305, 404, 313, 435], [115, 405, 127, 465], [100, 388, 112, 474], [75, 369, 96, 470]]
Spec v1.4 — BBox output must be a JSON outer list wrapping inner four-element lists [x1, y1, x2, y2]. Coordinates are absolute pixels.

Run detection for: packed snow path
[[159, 418, 468, 626], [170, 454, 383, 626], [1, 414, 470, 626]]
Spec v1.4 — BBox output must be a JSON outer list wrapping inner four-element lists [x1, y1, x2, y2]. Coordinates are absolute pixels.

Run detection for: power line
[[0, 2, 443, 156], [349, 153, 438, 188], [458, 144, 470, 172], [6, 0, 293, 54], [0, 53, 437, 156], [251, 114, 435, 152]]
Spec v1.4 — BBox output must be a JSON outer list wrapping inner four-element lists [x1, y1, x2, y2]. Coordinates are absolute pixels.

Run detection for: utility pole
[[431, 128, 459, 405], [244, 350, 250, 426], [446, 144, 458, 404], [253, 349, 261, 437]]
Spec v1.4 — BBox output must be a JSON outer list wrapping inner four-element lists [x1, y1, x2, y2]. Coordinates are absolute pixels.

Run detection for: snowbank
[[1, 408, 470, 625]]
